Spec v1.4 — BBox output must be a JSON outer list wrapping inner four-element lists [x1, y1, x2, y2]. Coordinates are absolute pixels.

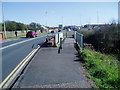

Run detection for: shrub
[[78, 24, 120, 54]]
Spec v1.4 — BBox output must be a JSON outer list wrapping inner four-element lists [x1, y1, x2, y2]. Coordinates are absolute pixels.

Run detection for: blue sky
[[0, 2, 2, 23], [2, 2, 118, 26]]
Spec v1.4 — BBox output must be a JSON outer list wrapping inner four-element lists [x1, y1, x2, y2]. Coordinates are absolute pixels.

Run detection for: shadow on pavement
[[41, 42, 56, 48], [19, 37, 27, 39], [73, 43, 84, 63]]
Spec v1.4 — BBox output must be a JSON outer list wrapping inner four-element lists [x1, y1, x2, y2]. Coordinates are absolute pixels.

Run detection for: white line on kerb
[[0, 36, 45, 50]]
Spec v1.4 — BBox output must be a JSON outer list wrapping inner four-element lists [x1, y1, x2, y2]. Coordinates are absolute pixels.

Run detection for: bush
[[78, 24, 120, 54]]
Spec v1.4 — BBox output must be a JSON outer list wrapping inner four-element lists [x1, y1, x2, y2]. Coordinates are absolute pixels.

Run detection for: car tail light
[[28, 32, 32, 34]]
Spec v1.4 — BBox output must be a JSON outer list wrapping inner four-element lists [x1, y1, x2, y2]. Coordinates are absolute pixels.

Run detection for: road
[[1, 35, 48, 81]]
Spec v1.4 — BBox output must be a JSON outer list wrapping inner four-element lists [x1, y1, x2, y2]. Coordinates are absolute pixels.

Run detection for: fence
[[2, 30, 42, 38], [0, 33, 4, 40], [3, 31, 26, 38], [74, 31, 84, 49]]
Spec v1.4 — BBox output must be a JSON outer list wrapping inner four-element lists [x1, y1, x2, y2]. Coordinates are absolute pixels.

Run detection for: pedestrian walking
[[15, 31, 18, 37]]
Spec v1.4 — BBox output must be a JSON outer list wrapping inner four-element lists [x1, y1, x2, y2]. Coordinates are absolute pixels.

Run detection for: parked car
[[26, 31, 37, 38], [51, 30, 56, 33], [58, 30, 62, 32]]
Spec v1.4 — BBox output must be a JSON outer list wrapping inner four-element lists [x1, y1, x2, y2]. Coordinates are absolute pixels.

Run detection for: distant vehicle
[[58, 30, 62, 32], [26, 31, 37, 38], [51, 30, 56, 33], [67, 28, 71, 31]]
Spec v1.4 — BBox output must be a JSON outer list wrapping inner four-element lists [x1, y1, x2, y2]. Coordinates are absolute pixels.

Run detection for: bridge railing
[[74, 31, 84, 49]]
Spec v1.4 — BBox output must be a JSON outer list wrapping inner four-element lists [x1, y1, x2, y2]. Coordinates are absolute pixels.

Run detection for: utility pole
[[118, 1, 120, 25], [97, 10, 99, 25], [89, 17, 91, 24], [80, 16, 81, 26], [2, 2, 7, 38], [62, 16, 63, 25], [45, 11, 47, 26]]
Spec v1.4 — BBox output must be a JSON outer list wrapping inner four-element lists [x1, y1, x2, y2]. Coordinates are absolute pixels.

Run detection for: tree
[[16, 23, 26, 31], [29, 22, 37, 28], [5, 21, 17, 31], [0, 23, 2, 31]]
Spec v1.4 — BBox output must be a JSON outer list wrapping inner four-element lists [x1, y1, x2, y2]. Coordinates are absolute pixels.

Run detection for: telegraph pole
[[62, 16, 63, 25], [45, 11, 47, 26], [80, 16, 81, 26], [2, 2, 7, 38], [97, 10, 99, 25]]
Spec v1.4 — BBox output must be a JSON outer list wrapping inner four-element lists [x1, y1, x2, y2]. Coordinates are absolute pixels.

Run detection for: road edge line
[[0, 45, 40, 88]]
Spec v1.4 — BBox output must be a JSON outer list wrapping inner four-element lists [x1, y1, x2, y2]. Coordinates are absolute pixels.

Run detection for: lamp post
[[2, 2, 7, 38], [97, 10, 99, 25], [45, 11, 47, 26], [62, 16, 63, 25]]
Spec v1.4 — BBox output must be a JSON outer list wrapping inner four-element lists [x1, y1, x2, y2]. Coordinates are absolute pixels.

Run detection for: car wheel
[[33, 35, 35, 38]]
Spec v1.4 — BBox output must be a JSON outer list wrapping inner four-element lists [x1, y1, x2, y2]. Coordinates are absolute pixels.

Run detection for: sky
[[0, 2, 2, 23], [2, 2, 118, 27]]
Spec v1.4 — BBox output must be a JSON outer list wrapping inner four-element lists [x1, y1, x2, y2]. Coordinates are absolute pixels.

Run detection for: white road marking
[[0, 46, 40, 88], [0, 36, 45, 50]]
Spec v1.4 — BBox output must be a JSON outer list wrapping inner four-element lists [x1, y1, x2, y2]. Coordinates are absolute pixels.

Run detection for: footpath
[[14, 36, 91, 88]]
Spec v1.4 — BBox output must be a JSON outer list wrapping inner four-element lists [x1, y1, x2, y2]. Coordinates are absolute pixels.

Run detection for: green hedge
[[79, 49, 120, 88], [78, 24, 120, 54]]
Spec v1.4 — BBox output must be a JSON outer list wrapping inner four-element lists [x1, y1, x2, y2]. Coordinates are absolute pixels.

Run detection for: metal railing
[[74, 31, 84, 49]]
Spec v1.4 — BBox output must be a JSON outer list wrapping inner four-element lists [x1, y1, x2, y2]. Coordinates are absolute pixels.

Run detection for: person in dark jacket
[[15, 31, 18, 37]]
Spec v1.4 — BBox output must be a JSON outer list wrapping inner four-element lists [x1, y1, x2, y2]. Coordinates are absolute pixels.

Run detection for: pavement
[[14, 36, 91, 88]]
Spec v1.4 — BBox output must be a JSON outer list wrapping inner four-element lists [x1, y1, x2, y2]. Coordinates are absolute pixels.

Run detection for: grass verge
[[4, 34, 26, 39], [37, 32, 48, 35], [4, 32, 48, 39], [79, 49, 120, 88]]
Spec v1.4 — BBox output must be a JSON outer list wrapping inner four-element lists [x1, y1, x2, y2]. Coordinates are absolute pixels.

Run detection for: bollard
[[74, 31, 76, 41], [58, 47, 60, 54], [60, 38, 62, 49], [66, 31, 67, 38]]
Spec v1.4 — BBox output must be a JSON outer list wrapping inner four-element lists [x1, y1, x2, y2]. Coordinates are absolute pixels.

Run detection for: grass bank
[[4, 32, 48, 39], [79, 49, 120, 88], [4, 34, 26, 39]]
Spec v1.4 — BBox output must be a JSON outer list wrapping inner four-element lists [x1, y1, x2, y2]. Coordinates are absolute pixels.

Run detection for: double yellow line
[[0, 46, 40, 88]]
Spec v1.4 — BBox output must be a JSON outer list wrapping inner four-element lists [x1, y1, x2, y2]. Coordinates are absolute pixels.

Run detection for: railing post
[[66, 31, 67, 38], [74, 31, 76, 41], [75, 32, 84, 49], [80, 34, 83, 49], [58, 33, 59, 43]]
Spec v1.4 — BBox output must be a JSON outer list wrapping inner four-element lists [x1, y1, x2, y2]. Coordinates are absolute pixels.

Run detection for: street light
[[45, 11, 47, 26], [62, 16, 63, 25], [2, 2, 7, 38]]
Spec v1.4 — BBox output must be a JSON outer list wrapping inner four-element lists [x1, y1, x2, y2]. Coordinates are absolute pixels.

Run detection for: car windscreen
[[28, 31, 35, 33]]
